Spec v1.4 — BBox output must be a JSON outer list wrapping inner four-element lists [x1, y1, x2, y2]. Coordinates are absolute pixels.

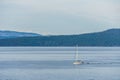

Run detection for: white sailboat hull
[[73, 60, 83, 65]]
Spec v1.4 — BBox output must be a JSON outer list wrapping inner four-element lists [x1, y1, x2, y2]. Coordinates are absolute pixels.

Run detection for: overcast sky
[[0, 0, 120, 35]]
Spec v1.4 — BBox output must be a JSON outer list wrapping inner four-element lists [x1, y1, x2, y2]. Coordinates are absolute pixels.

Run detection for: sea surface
[[0, 47, 120, 80]]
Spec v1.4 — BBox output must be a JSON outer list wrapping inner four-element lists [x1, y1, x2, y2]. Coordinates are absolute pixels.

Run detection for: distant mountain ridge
[[0, 29, 120, 46], [0, 30, 41, 39]]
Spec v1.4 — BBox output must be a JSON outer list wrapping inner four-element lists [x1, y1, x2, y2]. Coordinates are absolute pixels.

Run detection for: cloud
[[3, 0, 119, 23], [0, 0, 120, 34]]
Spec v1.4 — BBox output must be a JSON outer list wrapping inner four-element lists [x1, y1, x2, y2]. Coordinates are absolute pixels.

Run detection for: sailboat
[[73, 45, 83, 65]]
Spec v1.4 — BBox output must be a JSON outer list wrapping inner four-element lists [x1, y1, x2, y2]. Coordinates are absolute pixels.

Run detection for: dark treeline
[[0, 29, 120, 46]]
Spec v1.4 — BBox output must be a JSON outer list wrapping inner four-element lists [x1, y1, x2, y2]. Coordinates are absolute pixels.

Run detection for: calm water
[[0, 47, 120, 80]]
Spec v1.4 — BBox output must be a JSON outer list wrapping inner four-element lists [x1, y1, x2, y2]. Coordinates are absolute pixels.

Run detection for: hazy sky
[[0, 0, 120, 35]]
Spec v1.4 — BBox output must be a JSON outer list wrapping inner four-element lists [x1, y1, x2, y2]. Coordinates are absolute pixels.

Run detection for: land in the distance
[[0, 29, 120, 46]]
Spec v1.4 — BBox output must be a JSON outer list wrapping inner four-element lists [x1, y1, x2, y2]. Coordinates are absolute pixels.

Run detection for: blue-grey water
[[0, 47, 120, 80]]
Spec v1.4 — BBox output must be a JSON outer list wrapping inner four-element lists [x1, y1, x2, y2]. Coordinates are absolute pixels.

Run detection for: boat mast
[[75, 45, 79, 61], [73, 45, 83, 65]]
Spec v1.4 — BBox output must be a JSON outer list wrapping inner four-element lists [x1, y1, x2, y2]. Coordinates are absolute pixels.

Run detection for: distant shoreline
[[0, 29, 120, 46], [0, 46, 120, 47]]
